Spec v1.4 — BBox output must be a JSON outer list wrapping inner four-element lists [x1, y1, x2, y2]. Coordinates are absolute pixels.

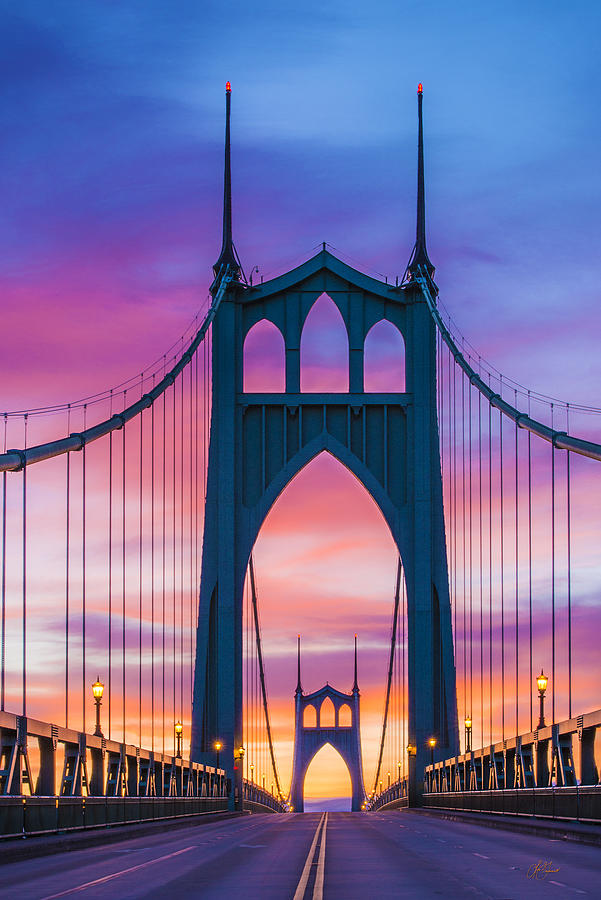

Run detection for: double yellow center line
[[293, 812, 328, 900]]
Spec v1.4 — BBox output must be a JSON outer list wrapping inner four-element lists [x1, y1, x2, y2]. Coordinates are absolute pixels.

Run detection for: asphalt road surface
[[0, 811, 599, 899]]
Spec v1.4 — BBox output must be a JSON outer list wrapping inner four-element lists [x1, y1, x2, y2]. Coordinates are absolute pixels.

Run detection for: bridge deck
[[1, 810, 599, 898]]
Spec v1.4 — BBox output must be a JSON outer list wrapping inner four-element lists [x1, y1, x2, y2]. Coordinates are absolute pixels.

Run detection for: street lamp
[[406, 743, 416, 757], [175, 721, 183, 758], [213, 740, 222, 771], [92, 676, 104, 737], [536, 669, 548, 729], [464, 715, 472, 753], [387, 771, 391, 788], [397, 761, 402, 782], [428, 736, 437, 767]]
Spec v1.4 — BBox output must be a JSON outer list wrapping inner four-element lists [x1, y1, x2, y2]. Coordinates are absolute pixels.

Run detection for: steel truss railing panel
[[0, 709, 226, 804], [242, 778, 287, 813], [423, 707, 601, 821]]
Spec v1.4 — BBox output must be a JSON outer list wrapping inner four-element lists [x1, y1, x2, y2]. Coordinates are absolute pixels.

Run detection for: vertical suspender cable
[[1, 414, 7, 711], [468, 377, 473, 723], [461, 373, 466, 721], [122, 390, 127, 744], [488, 396, 493, 746], [528, 392, 533, 732], [82, 405, 86, 732], [172, 379, 177, 746], [514, 391, 519, 738], [372, 559, 401, 795], [499, 399, 505, 743], [108, 392, 113, 740], [22, 415, 27, 716], [66, 406, 71, 727], [551, 404, 555, 725], [189, 358, 194, 715], [566, 405, 572, 719], [180, 371, 184, 722], [139, 392, 143, 747], [478, 384, 483, 751], [249, 557, 283, 799], [151, 377, 155, 751], [162, 362, 167, 757]]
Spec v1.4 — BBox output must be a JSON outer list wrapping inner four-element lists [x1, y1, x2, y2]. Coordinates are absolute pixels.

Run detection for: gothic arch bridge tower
[[191, 82, 459, 808], [289, 637, 366, 812]]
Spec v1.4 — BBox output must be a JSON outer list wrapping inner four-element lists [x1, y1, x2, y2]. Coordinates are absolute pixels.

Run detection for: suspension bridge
[[0, 82, 600, 896]]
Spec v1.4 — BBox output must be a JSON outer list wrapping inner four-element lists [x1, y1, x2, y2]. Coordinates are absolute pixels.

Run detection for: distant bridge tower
[[191, 82, 459, 810], [289, 637, 366, 812]]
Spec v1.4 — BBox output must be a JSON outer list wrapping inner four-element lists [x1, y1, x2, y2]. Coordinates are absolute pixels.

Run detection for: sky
[[1, 0, 601, 804]]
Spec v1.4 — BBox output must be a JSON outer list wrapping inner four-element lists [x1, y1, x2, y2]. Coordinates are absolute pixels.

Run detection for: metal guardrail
[[367, 777, 409, 811], [0, 709, 226, 806], [423, 707, 601, 823], [243, 780, 288, 813]]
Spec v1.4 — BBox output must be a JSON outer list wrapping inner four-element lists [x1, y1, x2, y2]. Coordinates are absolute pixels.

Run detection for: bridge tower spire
[[407, 83, 435, 281], [353, 633, 359, 693], [213, 81, 241, 285], [296, 634, 302, 695]]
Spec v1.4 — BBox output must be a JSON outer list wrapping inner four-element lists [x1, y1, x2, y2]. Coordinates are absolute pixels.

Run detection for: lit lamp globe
[[92, 676, 104, 737], [464, 715, 472, 752], [536, 669, 548, 728], [175, 721, 183, 757], [537, 670, 548, 696], [92, 678, 104, 702]]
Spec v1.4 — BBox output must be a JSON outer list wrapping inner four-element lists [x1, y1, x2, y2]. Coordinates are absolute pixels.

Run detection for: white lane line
[[293, 814, 325, 900], [313, 812, 328, 900], [40, 846, 195, 899], [473, 852, 489, 859], [549, 882, 566, 888]]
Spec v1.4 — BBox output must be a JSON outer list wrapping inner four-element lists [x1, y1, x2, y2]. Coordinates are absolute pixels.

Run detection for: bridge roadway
[[0, 811, 598, 899]]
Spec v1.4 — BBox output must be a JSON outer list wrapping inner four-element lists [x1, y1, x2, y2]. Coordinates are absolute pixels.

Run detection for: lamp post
[[250, 763, 254, 783], [464, 715, 472, 753], [92, 676, 104, 737], [213, 740, 222, 772], [428, 736, 437, 768], [397, 760, 402, 782], [175, 721, 183, 758], [536, 669, 548, 729], [387, 771, 391, 789]]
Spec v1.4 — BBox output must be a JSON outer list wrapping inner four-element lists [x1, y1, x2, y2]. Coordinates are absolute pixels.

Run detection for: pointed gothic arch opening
[[303, 743, 352, 811], [245, 450, 402, 804], [338, 703, 352, 727], [320, 696, 335, 727], [364, 319, 406, 392], [300, 293, 349, 392], [244, 319, 285, 392], [303, 705, 317, 728]]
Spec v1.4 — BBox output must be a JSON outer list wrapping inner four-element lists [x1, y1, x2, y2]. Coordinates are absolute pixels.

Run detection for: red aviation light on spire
[[226, 81, 231, 93], [417, 83, 423, 94]]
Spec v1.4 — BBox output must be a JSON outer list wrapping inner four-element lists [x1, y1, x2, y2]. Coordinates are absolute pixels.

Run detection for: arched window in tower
[[243, 319, 285, 392], [338, 703, 352, 727], [320, 696, 335, 727], [303, 705, 317, 728], [300, 293, 349, 392], [363, 319, 405, 392]]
